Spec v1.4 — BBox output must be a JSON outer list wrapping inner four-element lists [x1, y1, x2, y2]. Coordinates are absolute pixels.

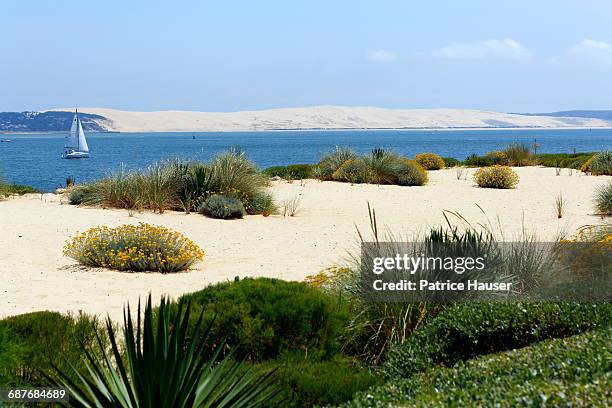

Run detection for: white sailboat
[[63, 109, 89, 159]]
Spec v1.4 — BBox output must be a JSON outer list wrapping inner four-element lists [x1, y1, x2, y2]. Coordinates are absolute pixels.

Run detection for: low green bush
[[362, 149, 404, 184], [315, 147, 358, 180], [442, 157, 460, 167], [175, 278, 352, 361], [197, 194, 246, 219], [244, 191, 277, 216], [332, 158, 373, 184], [502, 142, 533, 166], [595, 181, 612, 216], [396, 159, 428, 186], [0, 179, 39, 197], [474, 165, 519, 188], [382, 302, 612, 379], [345, 326, 612, 407], [258, 358, 381, 408], [264, 164, 313, 180], [464, 153, 495, 167], [589, 150, 612, 176], [535, 152, 594, 169], [0, 311, 105, 386], [414, 153, 445, 170]]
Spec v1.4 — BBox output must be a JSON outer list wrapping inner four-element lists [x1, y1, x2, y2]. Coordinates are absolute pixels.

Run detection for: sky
[[1, 0, 612, 112]]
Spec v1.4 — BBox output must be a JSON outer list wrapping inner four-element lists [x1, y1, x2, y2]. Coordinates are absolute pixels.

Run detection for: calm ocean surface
[[1, 129, 611, 192]]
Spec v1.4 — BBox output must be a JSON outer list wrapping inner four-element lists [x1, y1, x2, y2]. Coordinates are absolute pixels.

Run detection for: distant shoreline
[[3, 126, 612, 135]]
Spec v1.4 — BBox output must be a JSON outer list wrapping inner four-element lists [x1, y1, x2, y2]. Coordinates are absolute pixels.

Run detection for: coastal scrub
[[63, 223, 204, 272]]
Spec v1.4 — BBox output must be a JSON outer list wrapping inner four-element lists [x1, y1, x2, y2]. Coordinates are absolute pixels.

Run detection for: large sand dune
[[1, 167, 609, 321], [47, 106, 612, 132]]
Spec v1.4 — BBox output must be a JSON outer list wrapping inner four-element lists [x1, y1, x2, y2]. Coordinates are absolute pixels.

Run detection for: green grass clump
[[0, 311, 105, 386], [589, 150, 612, 176], [382, 302, 612, 379], [595, 181, 612, 216], [315, 147, 358, 180], [396, 159, 428, 186], [442, 157, 460, 167], [0, 175, 39, 197], [264, 164, 313, 180], [66, 149, 274, 215], [318, 147, 429, 186], [414, 153, 445, 170], [502, 142, 533, 166], [474, 165, 519, 188], [63, 223, 204, 272], [344, 327, 612, 407], [535, 152, 594, 168], [197, 194, 246, 219], [332, 158, 373, 184], [257, 358, 381, 408], [175, 277, 351, 361]]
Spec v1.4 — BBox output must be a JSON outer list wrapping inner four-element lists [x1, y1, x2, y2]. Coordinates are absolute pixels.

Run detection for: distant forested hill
[[520, 110, 612, 121], [0, 111, 109, 132]]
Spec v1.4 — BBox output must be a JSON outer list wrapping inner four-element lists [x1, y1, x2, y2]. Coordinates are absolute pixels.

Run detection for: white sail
[[77, 118, 89, 153], [65, 113, 79, 149]]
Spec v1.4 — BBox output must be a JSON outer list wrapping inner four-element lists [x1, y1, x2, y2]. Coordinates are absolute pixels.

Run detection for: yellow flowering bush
[[414, 153, 445, 170], [474, 165, 519, 189], [63, 223, 204, 273]]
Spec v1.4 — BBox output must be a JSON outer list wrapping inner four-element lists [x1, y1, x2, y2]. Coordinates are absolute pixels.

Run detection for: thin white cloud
[[433, 38, 532, 60], [367, 49, 398, 62], [568, 38, 612, 56]]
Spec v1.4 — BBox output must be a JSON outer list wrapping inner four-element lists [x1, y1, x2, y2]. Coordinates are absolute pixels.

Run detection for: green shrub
[[535, 152, 594, 168], [362, 149, 404, 184], [474, 165, 519, 189], [258, 358, 381, 408], [198, 194, 246, 219], [176, 278, 351, 361], [581, 155, 596, 173], [595, 181, 612, 216], [414, 153, 445, 170], [244, 191, 277, 216], [0, 176, 39, 197], [464, 153, 495, 167], [264, 164, 313, 180], [442, 157, 460, 167], [332, 158, 373, 184], [68, 150, 274, 215], [64, 223, 204, 272], [396, 159, 428, 186], [502, 142, 533, 166], [589, 150, 612, 176], [67, 185, 94, 205], [316, 147, 358, 180], [382, 302, 612, 379], [0, 311, 105, 386], [48, 295, 281, 407], [345, 327, 612, 407]]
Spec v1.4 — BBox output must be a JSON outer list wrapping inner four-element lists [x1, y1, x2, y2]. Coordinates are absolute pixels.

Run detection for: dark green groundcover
[[343, 326, 612, 407]]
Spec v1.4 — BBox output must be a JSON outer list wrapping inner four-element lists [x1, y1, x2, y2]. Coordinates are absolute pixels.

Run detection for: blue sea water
[[1, 129, 611, 192]]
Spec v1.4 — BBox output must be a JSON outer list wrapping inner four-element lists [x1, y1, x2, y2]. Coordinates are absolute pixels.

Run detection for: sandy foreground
[[0, 167, 609, 321]]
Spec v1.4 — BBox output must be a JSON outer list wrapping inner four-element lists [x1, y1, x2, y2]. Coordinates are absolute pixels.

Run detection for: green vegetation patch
[[175, 277, 352, 361], [0, 311, 105, 386], [345, 327, 612, 407], [264, 164, 313, 180], [382, 302, 612, 379]]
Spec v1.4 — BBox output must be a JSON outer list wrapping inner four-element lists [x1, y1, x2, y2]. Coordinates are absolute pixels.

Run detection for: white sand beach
[[46, 106, 612, 132], [0, 167, 609, 321]]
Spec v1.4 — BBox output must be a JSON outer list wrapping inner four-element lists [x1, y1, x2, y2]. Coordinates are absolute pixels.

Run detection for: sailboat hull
[[63, 151, 89, 159]]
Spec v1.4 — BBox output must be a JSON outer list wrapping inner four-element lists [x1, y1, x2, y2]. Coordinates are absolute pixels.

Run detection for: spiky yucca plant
[[47, 295, 280, 407]]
